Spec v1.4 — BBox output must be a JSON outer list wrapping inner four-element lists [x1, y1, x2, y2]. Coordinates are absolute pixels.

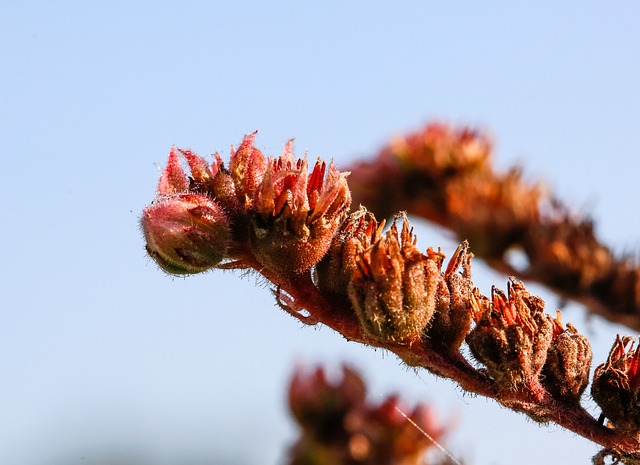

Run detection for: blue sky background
[[2, 2, 640, 464]]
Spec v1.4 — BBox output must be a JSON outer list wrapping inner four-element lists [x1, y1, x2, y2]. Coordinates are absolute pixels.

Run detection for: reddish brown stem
[[253, 262, 640, 455]]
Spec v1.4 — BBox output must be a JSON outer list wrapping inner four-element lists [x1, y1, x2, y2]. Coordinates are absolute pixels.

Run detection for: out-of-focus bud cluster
[[592, 336, 640, 433], [347, 123, 542, 258], [141, 133, 351, 276], [523, 207, 615, 299], [287, 364, 450, 465]]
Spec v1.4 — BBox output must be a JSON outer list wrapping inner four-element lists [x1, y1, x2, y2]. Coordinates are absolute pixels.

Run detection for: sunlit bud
[[466, 278, 553, 394], [423, 242, 474, 351], [157, 146, 188, 195], [157, 146, 222, 196], [542, 311, 592, 403], [348, 215, 439, 343], [229, 131, 267, 207], [141, 193, 230, 274], [250, 142, 351, 274], [314, 206, 383, 295], [178, 148, 217, 185], [592, 335, 640, 432]]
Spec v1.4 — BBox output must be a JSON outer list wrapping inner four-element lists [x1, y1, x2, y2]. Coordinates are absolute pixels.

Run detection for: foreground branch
[[141, 133, 640, 463]]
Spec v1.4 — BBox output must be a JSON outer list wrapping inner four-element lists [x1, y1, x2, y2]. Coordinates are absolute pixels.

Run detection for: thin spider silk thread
[[392, 404, 462, 465]]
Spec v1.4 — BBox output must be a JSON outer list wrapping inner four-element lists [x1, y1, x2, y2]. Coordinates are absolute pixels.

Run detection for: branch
[[140, 133, 640, 462], [345, 123, 640, 331]]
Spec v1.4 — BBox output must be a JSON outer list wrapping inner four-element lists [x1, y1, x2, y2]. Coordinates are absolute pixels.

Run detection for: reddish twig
[[141, 133, 640, 462]]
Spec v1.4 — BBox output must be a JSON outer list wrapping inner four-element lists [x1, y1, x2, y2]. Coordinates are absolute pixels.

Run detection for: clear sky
[[2, 2, 640, 464]]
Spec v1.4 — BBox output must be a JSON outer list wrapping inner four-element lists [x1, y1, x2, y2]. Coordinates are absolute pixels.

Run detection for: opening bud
[[229, 131, 267, 207], [466, 278, 553, 394], [314, 206, 382, 296], [542, 311, 592, 403], [141, 193, 231, 274], [423, 242, 474, 352], [592, 335, 640, 432], [250, 141, 351, 274], [347, 214, 439, 343]]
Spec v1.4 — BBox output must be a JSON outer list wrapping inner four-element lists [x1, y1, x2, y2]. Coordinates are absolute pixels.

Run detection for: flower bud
[[157, 146, 189, 195], [141, 193, 231, 274], [347, 215, 439, 343], [542, 311, 592, 403], [250, 141, 351, 274], [314, 206, 382, 296], [592, 335, 640, 432], [423, 242, 474, 351], [229, 131, 267, 207], [157, 146, 221, 196], [466, 278, 553, 394]]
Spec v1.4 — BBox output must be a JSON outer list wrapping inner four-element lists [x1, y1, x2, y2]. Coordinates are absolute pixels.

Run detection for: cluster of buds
[[287, 364, 449, 465], [141, 131, 640, 458], [315, 210, 474, 349], [466, 279, 593, 406], [523, 208, 614, 296], [141, 133, 351, 277], [592, 336, 640, 433]]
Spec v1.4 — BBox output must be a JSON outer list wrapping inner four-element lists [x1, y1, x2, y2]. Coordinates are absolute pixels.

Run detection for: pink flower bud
[[250, 142, 351, 274], [141, 193, 230, 274], [229, 131, 267, 207]]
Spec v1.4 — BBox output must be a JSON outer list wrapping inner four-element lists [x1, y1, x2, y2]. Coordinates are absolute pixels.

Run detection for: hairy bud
[[314, 207, 382, 295], [348, 215, 440, 343], [466, 278, 553, 394], [423, 242, 474, 351], [592, 336, 640, 432], [250, 141, 351, 274], [141, 193, 230, 274], [157, 146, 222, 196], [229, 131, 267, 208], [542, 311, 592, 403]]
